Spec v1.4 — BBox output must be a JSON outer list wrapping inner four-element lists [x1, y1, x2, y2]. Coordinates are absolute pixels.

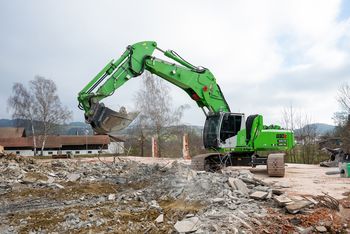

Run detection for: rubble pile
[[0, 155, 347, 233]]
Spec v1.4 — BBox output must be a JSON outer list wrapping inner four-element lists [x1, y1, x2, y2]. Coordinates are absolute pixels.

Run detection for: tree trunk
[[156, 128, 161, 158], [140, 132, 144, 157], [30, 121, 37, 156], [41, 134, 47, 156]]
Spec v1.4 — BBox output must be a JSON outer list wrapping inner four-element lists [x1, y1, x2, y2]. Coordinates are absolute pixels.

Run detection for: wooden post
[[152, 136, 159, 158], [183, 133, 191, 160]]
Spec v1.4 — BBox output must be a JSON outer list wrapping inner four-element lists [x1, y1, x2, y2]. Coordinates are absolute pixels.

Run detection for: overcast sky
[[0, 0, 349, 127]]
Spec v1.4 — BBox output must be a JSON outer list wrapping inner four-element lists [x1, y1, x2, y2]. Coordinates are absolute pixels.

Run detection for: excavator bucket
[[86, 102, 138, 134]]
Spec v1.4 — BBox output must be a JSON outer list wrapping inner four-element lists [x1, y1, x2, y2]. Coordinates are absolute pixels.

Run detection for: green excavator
[[78, 41, 295, 176]]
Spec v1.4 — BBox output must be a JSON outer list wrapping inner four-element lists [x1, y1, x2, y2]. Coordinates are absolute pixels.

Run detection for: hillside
[[294, 123, 335, 136]]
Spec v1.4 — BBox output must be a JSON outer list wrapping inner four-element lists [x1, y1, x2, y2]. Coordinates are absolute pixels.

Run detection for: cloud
[[0, 0, 349, 127]]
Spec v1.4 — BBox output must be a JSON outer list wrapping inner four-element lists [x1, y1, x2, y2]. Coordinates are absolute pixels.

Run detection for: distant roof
[[0, 127, 26, 138], [0, 135, 113, 148]]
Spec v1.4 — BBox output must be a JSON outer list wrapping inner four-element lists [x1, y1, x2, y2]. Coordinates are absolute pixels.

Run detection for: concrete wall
[[108, 142, 124, 154]]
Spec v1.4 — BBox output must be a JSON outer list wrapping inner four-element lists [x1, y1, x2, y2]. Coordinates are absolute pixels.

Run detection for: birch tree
[[135, 72, 189, 157], [8, 76, 72, 155], [7, 83, 38, 155]]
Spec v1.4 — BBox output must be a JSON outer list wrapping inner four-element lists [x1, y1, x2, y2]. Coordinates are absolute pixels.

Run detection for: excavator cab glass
[[220, 114, 242, 142], [203, 113, 243, 149], [203, 114, 221, 148]]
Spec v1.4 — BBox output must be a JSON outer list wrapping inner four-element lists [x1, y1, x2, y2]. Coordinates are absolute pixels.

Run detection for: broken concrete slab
[[174, 217, 200, 233], [315, 226, 327, 233], [295, 226, 313, 234], [266, 189, 272, 199], [155, 214, 163, 223], [238, 169, 254, 178], [229, 178, 250, 195], [304, 196, 318, 205], [212, 198, 225, 204], [52, 183, 64, 189], [250, 191, 268, 200], [286, 200, 312, 214], [67, 173, 81, 182], [107, 194, 116, 201], [274, 195, 292, 207], [22, 172, 48, 184], [272, 189, 284, 195], [46, 176, 55, 184], [228, 177, 237, 190], [254, 185, 270, 192]]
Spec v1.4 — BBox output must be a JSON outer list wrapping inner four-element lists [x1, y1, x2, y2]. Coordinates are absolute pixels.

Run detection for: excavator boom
[[78, 41, 230, 134]]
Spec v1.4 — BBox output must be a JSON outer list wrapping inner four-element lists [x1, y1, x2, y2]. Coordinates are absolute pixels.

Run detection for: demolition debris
[[0, 153, 348, 233]]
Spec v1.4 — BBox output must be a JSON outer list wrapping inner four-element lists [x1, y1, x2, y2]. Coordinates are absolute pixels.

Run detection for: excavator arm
[[78, 41, 230, 134]]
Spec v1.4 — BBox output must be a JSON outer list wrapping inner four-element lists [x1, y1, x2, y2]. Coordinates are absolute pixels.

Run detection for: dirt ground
[[250, 163, 350, 200]]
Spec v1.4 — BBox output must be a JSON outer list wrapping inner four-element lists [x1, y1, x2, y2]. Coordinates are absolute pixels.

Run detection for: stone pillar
[[182, 133, 191, 160], [152, 136, 159, 158]]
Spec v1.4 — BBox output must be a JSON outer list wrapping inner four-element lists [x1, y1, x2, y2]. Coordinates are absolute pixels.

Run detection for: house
[[0, 127, 27, 138], [0, 127, 124, 156]]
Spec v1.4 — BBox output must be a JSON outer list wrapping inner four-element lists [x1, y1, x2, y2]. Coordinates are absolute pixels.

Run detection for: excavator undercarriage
[[191, 152, 286, 177]]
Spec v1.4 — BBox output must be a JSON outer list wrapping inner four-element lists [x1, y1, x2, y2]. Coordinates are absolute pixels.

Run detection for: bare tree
[[30, 76, 72, 155], [281, 103, 296, 162], [8, 76, 72, 155], [281, 104, 295, 130], [337, 83, 350, 113], [332, 111, 348, 127], [135, 72, 189, 157], [127, 114, 147, 157], [335, 83, 350, 152], [295, 112, 317, 164], [7, 83, 38, 155]]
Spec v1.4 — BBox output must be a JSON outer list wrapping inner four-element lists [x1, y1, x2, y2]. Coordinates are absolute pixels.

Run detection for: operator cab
[[203, 112, 245, 149]]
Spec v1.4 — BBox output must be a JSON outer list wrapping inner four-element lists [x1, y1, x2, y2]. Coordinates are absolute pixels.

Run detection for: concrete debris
[[228, 177, 237, 189], [174, 216, 200, 233], [0, 154, 347, 233], [230, 178, 250, 195], [295, 226, 313, 234], [315, 226, 327, 233], [212, 197, 225, 203], [286, 200, 312, 214], [304, 196, 318, 205], [274, 195, 292, 207], [107, 193, 116, 201], [67, 173, 81, 182], [52, 183, 64, 189], [250, 191, 268, 200], [155, 214, 164, 223]]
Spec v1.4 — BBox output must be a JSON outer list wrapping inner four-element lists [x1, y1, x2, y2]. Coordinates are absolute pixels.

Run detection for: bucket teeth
[[85, 102, 137, 134]]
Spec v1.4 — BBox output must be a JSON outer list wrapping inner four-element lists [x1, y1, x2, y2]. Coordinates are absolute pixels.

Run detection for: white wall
[[6, 142, 124, 156], [7, 150, 34, 156], [108, 142, 124, 154]]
